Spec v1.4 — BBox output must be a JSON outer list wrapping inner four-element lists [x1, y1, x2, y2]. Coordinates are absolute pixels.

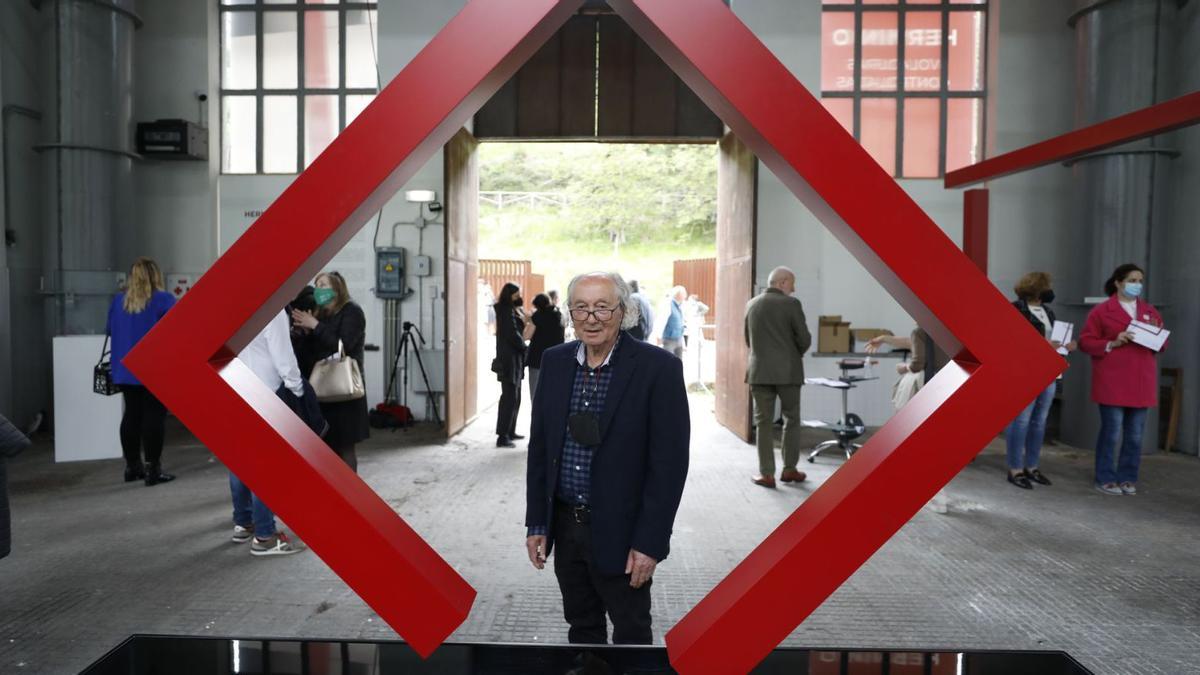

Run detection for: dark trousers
[[120, 385, 167, 468], [496, 376, 521, 438], [331, 443, 358, 473], [552, 503, 652, 645]]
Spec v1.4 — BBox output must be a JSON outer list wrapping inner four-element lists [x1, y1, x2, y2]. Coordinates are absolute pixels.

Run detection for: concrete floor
[[2, 394, 1199, 674]]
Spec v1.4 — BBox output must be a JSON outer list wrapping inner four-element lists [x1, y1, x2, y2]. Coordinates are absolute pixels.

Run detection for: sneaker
[[1095, 482, 1122, 496], [231, 524, 254, 544], [250, 532, 305, 557], [1120, 482, 1137, 496]]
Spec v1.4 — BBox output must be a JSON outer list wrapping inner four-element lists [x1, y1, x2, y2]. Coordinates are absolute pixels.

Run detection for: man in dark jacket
[[0, 414, 32, 559], [525, 271, 690, 645], [744, 266, 811, 488]]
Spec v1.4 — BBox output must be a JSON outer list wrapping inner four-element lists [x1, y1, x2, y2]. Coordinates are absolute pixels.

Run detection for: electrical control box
[[136, 119, 208, 160], [413, 254, 432, 277], [375, 248, 406, 299]]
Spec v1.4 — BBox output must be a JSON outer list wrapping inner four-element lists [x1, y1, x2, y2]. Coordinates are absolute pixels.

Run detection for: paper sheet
[[1127, 320, 1169, 352], [805, 377, 850, 389], [1051, 320, 1073, 355]]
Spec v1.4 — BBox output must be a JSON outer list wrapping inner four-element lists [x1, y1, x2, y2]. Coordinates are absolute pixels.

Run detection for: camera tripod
[[384, 321, 442, 428]]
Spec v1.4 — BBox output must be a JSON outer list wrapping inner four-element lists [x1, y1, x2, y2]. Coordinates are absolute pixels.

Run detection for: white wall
[[130, 0, 218, 277], [202, 0, 466, 419], [732, 0, 1076, 424]]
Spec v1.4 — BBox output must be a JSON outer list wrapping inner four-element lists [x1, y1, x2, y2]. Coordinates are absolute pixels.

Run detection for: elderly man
[[525, 271, 690, 645], [744, 266, 812, 488]]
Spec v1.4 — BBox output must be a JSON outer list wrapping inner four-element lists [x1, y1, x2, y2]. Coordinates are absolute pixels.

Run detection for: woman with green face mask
[[292, 271, 370, 472], [1078, 263, 1165, 496]]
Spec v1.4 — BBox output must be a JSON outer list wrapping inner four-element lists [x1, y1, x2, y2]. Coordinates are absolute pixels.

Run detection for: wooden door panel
[[446, 258, 466, 433], [715, 133, 756, 442], [444, 128, 480, 437]]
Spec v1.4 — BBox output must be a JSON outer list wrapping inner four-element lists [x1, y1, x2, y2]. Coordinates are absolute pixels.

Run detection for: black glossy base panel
[[81, 635, 1094, 675]]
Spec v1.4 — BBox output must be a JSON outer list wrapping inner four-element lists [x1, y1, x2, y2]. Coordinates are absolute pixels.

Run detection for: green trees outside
[[479, 142, 717, 297]]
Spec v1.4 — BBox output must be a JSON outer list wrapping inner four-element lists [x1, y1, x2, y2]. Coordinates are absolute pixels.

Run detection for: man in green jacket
[[744, 266, 812, 488]]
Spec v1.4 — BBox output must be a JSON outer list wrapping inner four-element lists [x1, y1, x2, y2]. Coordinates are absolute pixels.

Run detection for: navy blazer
[[525, 332, 690, 575]]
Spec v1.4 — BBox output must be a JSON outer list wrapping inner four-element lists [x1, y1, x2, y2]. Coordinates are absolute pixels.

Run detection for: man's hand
[[895, 362, 909, 375], [625, 549, 657, 588], [526, 535, 547, 570], [865, 335, 887, 354]]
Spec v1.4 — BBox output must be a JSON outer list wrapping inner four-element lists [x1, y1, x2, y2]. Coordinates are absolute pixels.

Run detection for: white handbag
[[309, 340, 365, 402]]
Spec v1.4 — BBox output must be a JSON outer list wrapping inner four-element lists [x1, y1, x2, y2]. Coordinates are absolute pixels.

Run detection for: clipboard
[[1050, 321, 1073, 355], [1127, 320, 1169, 352]]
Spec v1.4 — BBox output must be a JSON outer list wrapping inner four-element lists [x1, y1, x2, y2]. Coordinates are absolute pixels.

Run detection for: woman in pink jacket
[[1078, 264, 1164, 496]]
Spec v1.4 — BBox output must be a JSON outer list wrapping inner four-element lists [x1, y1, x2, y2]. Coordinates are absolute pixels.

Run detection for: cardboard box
[[818, 315, 852, 353], [852, 328, 894, 353]]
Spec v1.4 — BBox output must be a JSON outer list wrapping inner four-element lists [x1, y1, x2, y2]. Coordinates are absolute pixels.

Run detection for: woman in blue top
[[107, 258, 176, 485]]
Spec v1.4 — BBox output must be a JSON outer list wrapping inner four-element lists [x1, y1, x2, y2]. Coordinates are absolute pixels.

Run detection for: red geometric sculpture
[[612, 1, 1062, 671], [125, 0, 1063, 672], [945, 90, 1200, 189]]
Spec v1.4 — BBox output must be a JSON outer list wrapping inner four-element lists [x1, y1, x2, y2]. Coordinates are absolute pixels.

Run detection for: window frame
[[219, 1, 380, 175], [821, 0, 989, 179]]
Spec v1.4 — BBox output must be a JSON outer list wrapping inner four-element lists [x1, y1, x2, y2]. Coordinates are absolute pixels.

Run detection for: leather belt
[[556, 498, 591, 525]]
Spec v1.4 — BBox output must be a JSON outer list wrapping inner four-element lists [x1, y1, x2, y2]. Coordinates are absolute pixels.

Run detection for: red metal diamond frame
[[126, 0, 1063, 672]]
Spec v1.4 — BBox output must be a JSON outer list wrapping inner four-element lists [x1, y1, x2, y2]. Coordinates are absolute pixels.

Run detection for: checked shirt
[[527, 335, 621, 537]]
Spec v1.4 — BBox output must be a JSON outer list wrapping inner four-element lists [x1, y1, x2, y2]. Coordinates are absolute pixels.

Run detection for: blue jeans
[[230, 473, 276, 539], [1005, 381, 1056, 471], [1095, 405, 1148, 485]]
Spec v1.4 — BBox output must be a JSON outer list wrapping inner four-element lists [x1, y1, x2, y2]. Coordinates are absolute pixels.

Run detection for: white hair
[[566, 271, 639, 331], [768, 266, 795, 288]]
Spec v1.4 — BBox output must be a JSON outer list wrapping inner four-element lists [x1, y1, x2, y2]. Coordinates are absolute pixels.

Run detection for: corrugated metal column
[[36, 0, 139, 336], [1060, 0, 1180, 451]]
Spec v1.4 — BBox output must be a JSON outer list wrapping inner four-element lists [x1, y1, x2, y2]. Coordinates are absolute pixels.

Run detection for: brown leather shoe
[[780, 469, 807, 483], [751, 475, 777, 488]]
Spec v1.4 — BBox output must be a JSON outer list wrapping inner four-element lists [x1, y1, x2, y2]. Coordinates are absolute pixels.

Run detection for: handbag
[[309, 340, 365, 402], [890, 370, 924, 411], [93, 335, 120, 396]]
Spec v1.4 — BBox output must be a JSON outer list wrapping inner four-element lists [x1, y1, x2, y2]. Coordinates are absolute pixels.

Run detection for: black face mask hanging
[[567, 412, 601, 446], [1039, 290, 1056, 304]]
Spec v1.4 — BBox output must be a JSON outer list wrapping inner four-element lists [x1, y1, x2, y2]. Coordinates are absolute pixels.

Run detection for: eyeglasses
[[570, 307, 617, 322]]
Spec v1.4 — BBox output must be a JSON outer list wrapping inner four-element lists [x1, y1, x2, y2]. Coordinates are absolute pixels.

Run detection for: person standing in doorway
[[494, 282, 527, 447], [627, 280, 654, 341], [658, 286, 687, 358], [1079, 264, 1165, 496], [108, 257, 176, 486], [744, 266, 811, 488], [527, 293, 565, 400], [682, 293, 710, 349], [292, 271, 369, 472]]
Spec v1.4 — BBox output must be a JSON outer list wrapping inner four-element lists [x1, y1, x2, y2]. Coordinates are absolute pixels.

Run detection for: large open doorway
[[440, 4, 755, 439], [443, 130, 755, 440], [474, 140, 718, 414]]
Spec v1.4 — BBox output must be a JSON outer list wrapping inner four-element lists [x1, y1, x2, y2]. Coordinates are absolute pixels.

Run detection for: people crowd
[[93, 253, 1167, 640]]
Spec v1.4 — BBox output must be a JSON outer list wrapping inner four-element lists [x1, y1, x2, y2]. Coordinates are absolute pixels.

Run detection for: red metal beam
[[945, 90, 1200, 189], [963, 189, 989, 274], [611, 0, 1063, 671]]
